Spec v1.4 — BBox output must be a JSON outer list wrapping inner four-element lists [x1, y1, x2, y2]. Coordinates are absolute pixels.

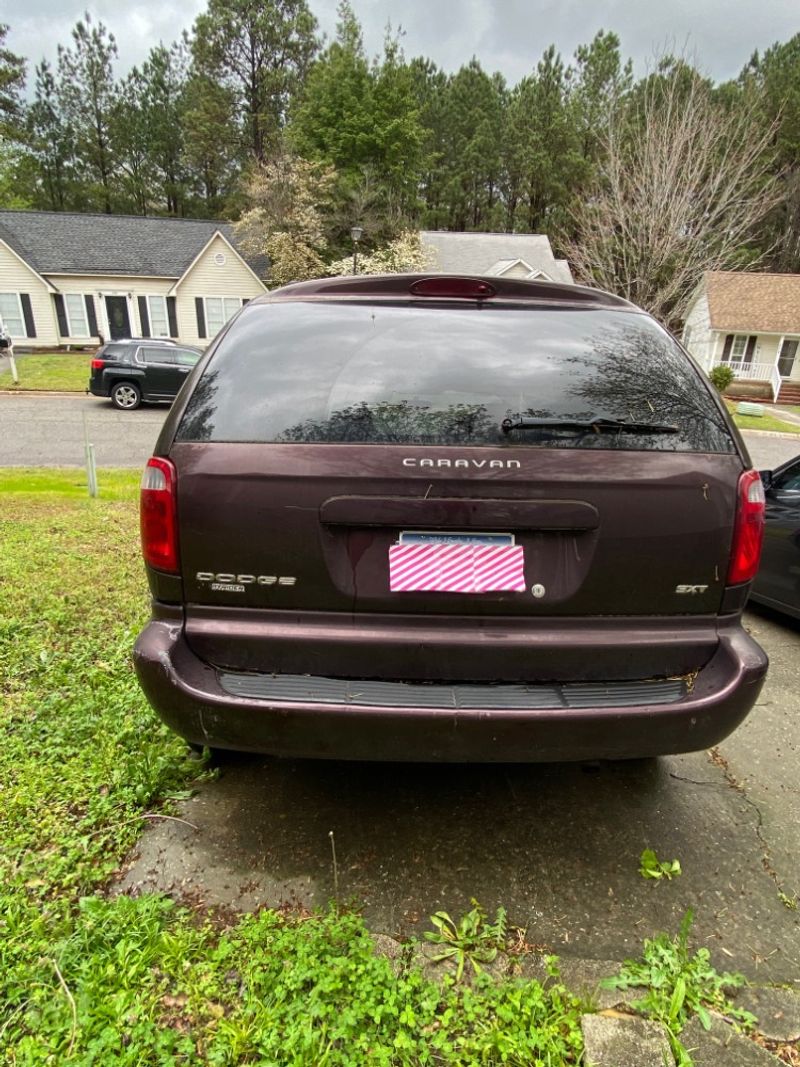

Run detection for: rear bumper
[[133, 616, 768, 762]]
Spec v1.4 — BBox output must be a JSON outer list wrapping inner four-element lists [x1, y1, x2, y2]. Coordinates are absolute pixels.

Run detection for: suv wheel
[[111, 382, 141, 410]]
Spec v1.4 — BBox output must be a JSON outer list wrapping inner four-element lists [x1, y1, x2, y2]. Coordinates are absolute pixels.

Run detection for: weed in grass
[[639, 848, 682, 881], [424, 899, 508, 981], [602, 910, 756, 1066]]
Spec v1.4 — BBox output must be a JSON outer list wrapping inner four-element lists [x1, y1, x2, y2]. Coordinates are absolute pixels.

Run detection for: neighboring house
[[683, 271, 800, 404], [0, 210, 267, 350], [420, 231, 573, 284]]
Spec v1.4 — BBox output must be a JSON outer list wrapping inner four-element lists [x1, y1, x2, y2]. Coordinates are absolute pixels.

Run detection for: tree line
[[1, 1, 799, 323]]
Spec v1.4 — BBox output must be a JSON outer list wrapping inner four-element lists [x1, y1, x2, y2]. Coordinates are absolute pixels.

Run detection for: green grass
[[0, 468, 586, 1065], [0, 467, 139, 499], [0, 352, 91, 391], [725, 401, 800, 434]]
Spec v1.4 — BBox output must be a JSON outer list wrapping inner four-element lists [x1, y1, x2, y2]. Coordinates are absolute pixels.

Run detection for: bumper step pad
[[218, 671, 686, 710]]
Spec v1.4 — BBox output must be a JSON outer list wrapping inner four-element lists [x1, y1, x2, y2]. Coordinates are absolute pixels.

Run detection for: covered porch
[[708, 332, 800, 403]]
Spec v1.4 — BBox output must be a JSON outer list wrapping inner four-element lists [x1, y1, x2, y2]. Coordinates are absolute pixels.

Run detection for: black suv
[[88, 339, 203, 410]]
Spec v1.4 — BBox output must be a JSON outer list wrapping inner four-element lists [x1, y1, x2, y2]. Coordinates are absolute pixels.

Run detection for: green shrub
[[708, 364, 735, 393]]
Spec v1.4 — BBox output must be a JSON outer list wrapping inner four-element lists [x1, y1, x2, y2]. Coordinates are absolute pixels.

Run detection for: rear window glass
[[102, 343, 130, 360], [175, 302, 735, 453]]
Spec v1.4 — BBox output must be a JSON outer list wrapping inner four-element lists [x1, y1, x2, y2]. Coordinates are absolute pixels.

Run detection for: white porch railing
[[711, 360, 780, 402]]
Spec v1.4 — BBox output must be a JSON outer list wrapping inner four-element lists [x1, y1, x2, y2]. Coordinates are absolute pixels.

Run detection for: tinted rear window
[[175, 302, 735, 452], [102, 343, 131, 360]]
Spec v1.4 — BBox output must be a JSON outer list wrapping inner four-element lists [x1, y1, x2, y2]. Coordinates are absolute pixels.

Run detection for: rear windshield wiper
[[501, 417, 679, 436]]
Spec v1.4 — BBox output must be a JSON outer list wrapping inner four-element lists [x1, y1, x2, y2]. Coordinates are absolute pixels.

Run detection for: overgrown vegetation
[[603, 910, 755, 1065], [0, 469, 587, 1064]]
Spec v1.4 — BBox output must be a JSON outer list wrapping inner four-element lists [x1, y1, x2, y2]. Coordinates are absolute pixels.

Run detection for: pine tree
[[191, 0, 318, 162], [0, 23, 25, 140], [57, 13, 119, 213]]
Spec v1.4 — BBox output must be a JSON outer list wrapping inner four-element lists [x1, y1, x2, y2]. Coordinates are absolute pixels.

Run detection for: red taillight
[[91, 358, 104, 369], [727, 469, 765, 585], [140, 457, 179, 573], [409, 277, 496, 299]]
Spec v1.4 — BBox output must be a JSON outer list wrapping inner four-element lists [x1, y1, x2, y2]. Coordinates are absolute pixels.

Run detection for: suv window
[[175, 349, 201, 367], [101, 343, 131, 360], [774, 461, 800, 493], [176, 302, 736, 453], [139, 346, 176, 365]]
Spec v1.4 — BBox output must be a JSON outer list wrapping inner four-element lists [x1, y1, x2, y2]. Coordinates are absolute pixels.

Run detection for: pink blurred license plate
[[389, 542, 525, 593]]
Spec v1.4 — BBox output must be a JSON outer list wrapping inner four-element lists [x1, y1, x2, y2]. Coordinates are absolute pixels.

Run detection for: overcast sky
[[3, 0, 797, 87]]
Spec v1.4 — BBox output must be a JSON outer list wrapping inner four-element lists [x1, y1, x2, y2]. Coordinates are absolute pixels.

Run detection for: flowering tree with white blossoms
[[327, 231, 435, 276]]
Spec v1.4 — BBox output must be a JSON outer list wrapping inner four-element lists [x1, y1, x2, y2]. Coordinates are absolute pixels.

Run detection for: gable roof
[[0, 209, 264, 279], [705, 271, 800, 334], [420, 231, 573, 285]]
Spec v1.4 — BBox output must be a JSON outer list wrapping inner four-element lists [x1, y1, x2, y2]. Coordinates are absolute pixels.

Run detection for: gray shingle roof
[[420, 230, 573, 284], [0, 209, 263, 279]]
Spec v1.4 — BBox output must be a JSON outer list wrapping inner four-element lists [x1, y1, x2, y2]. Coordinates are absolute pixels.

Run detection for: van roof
[[258, 273, 637, 311]]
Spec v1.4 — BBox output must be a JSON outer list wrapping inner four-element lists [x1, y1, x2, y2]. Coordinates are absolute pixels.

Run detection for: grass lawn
[[0, 467, 588, 1065], [725, 400, 800, 435], [0, 352, 91, 391]]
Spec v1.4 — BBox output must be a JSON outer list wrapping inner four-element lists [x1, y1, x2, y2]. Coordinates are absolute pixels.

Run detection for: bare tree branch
[[568, 62, 780, 329]]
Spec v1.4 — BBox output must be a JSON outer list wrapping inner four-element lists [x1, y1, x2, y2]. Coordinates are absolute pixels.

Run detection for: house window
[[204, 297, 242, 335], [64, 294, 89, 337], [147, 295, 170, 337], [0, 293, 25, 337], [729, 335, 748, 362]]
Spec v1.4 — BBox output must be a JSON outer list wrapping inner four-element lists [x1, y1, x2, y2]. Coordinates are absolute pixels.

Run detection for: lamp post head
[[350, 225, 363, 243]]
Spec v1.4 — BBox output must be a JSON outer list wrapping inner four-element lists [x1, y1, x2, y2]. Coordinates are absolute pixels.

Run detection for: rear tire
[[111, 381, 141, 410]]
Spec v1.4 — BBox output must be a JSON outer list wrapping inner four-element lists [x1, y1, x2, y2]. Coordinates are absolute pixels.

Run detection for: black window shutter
[[84, 295, 98, 337], [241, 298, 250, 305], [195, 297, 206, 339], [137, 296, 151, 338], [721, 334, 733, 361], [53, 294, 68, 338], [20, 294, 36, 338], [745, 335, 757, 364], [167, 296, 178, 338]]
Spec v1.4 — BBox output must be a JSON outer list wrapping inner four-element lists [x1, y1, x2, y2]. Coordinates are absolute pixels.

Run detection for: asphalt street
[[0, 392, 798, 471]]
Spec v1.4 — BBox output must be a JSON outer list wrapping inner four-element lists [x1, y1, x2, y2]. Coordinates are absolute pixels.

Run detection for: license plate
[[389, 535, 524, 594], [399, 530, 514, 546]]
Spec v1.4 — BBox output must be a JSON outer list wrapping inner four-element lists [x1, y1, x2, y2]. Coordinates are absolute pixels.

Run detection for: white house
[[683, 271, 800, 404], [0, 210, 267, 350], [420, 231, 573, 284]]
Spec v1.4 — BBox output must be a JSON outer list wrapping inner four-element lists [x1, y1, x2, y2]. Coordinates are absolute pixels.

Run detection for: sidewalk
[[773, 405, 800, 427]]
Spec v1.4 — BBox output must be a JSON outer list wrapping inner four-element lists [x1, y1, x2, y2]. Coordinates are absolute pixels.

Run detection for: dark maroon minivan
[[134, 274, 768, 761]]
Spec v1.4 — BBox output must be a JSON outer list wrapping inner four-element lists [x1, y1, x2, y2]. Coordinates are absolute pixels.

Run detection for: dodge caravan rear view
[[134, 274, 768, 761]]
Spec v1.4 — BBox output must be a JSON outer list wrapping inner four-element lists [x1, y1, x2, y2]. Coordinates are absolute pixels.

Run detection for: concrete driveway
[[0, 392, 799, 471]]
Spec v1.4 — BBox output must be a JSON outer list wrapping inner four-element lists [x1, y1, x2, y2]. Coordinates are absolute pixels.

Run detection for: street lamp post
[[350, 225, 363, 274]]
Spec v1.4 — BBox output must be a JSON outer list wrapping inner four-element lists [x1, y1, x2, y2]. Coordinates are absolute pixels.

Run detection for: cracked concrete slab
[[681, 1014, 784, 1065], [581, 1014, 671, 1066], [735, 987, 800, 1043], [116, 610, 800, 984]]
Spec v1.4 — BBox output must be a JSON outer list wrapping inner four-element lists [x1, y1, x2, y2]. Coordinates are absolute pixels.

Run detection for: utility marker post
[[83, 413, 98, 498]]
